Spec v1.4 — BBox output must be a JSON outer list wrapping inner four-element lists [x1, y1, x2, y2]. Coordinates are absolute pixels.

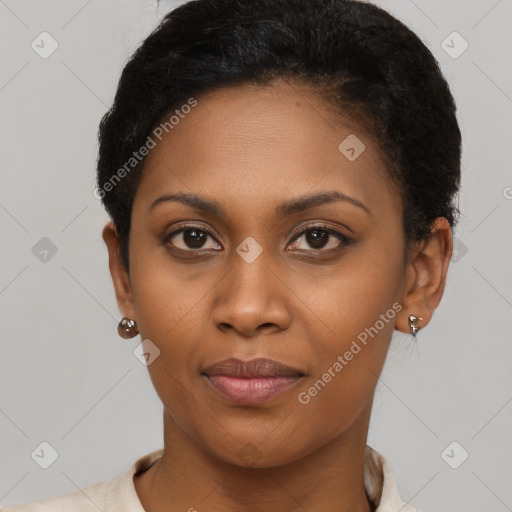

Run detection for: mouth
[[202, 357, 305, 406]]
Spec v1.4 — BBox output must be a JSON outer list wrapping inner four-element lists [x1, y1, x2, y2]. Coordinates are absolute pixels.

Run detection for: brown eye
[[288, 225, 353, 252], [165, 226, 222, 251]]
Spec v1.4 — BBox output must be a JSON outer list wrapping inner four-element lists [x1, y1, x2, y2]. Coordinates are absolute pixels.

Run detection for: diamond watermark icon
[[32, 237, 58, 263], [441, 31, 468, 59], [236, 236, 263, 263], [134, 339, 161, 366], [31, 31, 59, 59], [31, 441, 59, 469], [237, 442, 263, 467], [451, 236, 468, 263], [338, 134, 366, 161], [441, 441, 469, 469]]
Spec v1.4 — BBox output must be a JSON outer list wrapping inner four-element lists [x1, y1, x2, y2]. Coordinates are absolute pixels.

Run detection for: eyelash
[[163, 223, 354, 255], [289, 224, 354, 252]]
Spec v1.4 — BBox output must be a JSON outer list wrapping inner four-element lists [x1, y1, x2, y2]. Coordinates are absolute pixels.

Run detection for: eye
[[287, 225, 353, 252], [164, 225, 222, 252]]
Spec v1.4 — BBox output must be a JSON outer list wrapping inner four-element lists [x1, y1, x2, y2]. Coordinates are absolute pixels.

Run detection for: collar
[[107, 445, 419, 512]]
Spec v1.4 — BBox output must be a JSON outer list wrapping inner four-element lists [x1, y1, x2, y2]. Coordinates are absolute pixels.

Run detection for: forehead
[[133, 81, 400, 224]]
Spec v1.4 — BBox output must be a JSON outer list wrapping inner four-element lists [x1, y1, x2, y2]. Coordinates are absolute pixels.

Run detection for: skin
[[102, 80, 453, 512]]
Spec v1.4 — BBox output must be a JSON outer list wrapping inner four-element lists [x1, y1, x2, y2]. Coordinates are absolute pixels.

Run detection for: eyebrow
[[149, 191, 370, 217]]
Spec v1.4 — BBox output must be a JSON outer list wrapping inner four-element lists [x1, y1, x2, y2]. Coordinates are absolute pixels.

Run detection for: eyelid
[[290, 222, 352, 241], [164, 222, 219, 239]]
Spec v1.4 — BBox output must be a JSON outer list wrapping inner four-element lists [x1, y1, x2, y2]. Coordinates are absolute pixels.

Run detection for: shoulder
[[1, 449, 164, 512], [1, 479, 113, 511], [364, 445, 422, 512]]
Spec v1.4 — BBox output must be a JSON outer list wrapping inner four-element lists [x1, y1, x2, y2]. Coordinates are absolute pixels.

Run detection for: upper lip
[[202, 357, 305, 378]]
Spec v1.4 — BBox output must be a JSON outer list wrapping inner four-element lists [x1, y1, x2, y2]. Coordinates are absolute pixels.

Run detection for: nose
[[211, 252, 292, 338]]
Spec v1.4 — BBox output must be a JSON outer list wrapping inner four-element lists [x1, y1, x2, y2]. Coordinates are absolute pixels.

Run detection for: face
[[110, 81, 413, 467]]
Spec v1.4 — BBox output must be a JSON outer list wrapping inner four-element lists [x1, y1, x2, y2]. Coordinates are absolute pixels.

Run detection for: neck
[[134, 403, 374, 512]]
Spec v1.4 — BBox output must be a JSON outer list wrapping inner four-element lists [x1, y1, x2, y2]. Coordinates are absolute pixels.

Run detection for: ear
[[395, 217, 453, 335], [102, 221, 136, 320]]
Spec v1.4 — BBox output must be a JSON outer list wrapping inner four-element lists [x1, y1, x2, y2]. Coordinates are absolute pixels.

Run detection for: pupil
[[306, 229, 328, 249], [184, 229, 206, 248]]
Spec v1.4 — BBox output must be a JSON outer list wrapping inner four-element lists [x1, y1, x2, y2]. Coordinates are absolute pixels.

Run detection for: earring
[[408, 314, 423, 337], [118, 317, 139, 339]]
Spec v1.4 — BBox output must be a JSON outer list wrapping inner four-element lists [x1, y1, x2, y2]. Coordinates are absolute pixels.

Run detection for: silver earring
[[408, 314, 423, 337], [118, 317, 139, 339]]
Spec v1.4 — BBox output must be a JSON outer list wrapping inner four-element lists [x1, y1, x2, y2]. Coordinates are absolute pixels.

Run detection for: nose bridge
[[227, 237, 275, 304], [211, 237, 290, 334]]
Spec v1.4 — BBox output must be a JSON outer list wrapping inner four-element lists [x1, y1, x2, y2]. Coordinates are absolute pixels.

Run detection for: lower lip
[[204, 375, 302, 405]]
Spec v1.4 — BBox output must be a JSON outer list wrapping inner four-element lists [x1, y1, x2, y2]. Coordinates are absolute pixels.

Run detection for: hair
[[97, 0, 461, 272]]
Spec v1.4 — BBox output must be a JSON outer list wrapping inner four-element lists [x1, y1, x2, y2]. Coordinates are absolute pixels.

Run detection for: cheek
[[131, 280, 208, 380], [130, 276, 208, 432], [294, 304, 395, 444], [128, 249, 211, 391], [295, 238, 403, 415], [312, 236, 404, 347], [129, 237, 215, 341]]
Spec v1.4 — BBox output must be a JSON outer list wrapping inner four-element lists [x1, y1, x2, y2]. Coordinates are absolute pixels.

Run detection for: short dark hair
[[97, 0, 462, 271]]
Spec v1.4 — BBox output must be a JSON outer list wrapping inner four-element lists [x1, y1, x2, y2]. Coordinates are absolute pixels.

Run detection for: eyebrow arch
[[149, 191, 369, 216], [276, 191, 369, 217], [150, 193, 224, 215]]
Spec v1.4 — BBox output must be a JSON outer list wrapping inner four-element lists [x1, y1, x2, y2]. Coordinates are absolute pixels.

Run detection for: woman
[[3, 0, 460, 510]]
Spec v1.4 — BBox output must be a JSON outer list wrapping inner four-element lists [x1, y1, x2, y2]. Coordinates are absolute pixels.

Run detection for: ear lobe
[[102, 221, 136, 320], [396, 217, 453, 335]]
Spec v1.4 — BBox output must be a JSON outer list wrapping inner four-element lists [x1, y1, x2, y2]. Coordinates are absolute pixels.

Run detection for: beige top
[[2, 445, 420, 512]]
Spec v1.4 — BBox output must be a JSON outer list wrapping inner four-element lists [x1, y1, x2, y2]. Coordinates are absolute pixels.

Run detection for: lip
[[202, 357, 305, 405]]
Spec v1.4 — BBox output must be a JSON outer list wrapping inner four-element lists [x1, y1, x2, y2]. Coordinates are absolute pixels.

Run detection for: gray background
[[1, 0, 511, 510]]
